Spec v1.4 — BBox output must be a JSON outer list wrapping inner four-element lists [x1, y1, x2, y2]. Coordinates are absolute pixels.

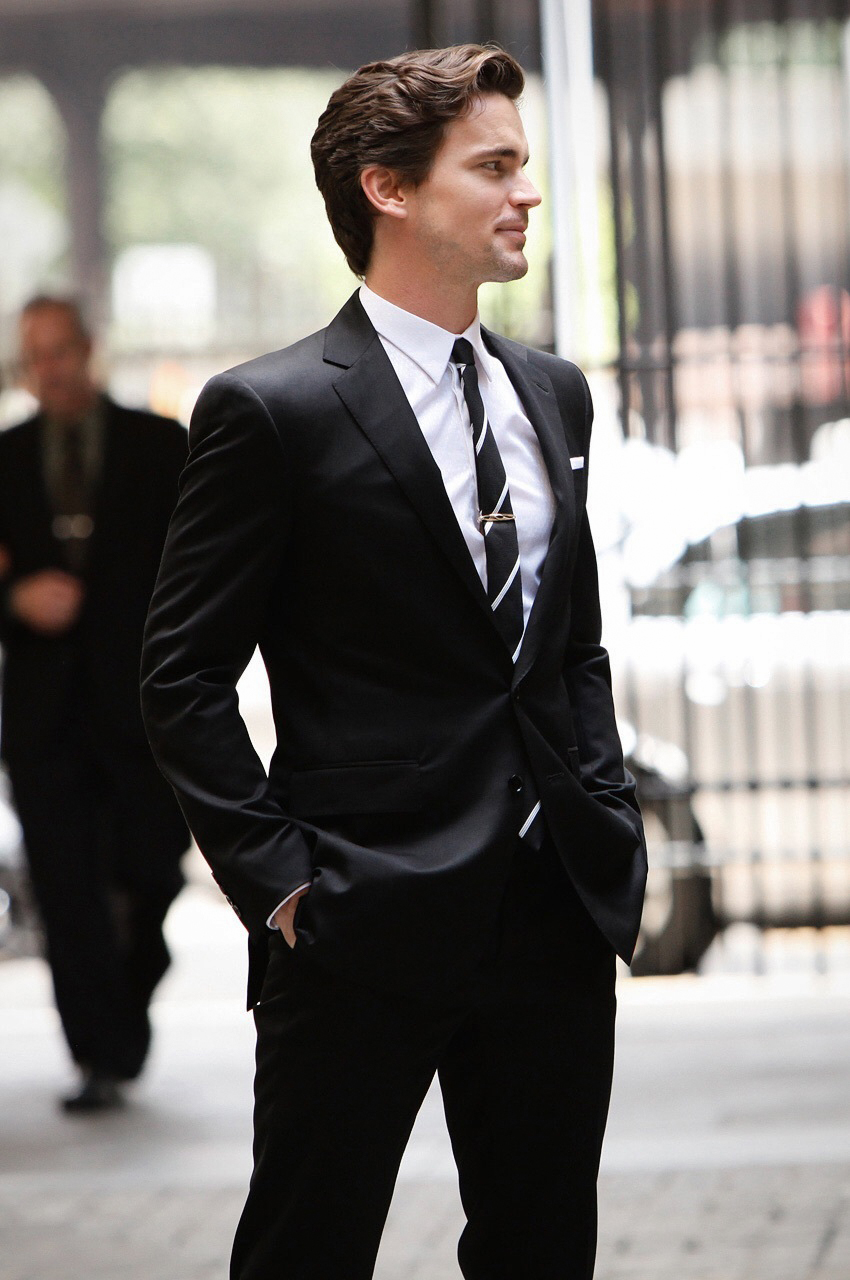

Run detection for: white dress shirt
[[268, 286, 556, 928], [359, 284, 555, 629]]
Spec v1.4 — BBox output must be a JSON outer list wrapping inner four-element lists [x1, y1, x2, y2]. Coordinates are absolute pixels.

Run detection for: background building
[[1, 0, 848, 971], [547, 1, 850, 969]]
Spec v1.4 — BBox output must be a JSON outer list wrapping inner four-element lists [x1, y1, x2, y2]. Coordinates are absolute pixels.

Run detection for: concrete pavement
[[2, 881, 849, 1279]]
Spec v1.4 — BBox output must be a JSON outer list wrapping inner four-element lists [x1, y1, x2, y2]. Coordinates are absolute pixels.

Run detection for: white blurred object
[[112, 244, 216, 350], [0, 778, 23, 865], [0, 179, 67, 313]]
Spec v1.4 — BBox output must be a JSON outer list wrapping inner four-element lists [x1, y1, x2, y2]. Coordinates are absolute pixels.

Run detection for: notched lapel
[[483, 333, 573, 521], [327, 297, 493, 626], [484, 334, 577, 683]]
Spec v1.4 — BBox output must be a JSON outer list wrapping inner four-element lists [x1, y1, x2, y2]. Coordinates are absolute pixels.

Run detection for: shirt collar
[[359, 284, 494, 386], [42, 394, 106, 439]]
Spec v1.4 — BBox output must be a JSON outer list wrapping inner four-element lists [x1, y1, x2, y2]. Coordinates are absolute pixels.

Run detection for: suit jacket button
[[508, 774, 524, 794]]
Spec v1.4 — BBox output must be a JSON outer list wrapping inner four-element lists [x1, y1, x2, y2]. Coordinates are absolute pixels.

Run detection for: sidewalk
[[2, 883, 849, 1280]]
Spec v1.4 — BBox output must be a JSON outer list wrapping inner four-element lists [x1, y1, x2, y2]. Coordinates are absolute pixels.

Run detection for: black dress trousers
[[230, 841, 617, 1280], [9, 668, 183, 1079]]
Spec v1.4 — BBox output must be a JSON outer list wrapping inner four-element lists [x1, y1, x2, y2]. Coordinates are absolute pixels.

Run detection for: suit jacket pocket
[[288, 760, 422, 817]]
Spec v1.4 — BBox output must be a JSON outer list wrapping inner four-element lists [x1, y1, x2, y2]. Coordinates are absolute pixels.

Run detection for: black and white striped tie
[[450, 338, 542, 847], [451, 338, 524, 659]]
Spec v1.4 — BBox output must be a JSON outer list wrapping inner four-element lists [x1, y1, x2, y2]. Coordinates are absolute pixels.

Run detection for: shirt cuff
[[266, 882, 312, 930]]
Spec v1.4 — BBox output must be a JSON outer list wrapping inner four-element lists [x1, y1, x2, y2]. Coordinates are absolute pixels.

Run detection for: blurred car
[[622, 726, 718, 975], [617, 493, 850, 964]]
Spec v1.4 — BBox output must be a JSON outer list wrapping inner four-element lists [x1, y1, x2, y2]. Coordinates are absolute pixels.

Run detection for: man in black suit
[[0, 296, 189, 1110], [142, 45, 646, 1279]]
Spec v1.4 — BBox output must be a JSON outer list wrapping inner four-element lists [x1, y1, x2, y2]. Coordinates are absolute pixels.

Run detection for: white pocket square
[[570, 456, 585, 471]]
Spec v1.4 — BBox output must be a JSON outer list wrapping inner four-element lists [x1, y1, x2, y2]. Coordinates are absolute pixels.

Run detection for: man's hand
[[9, 569, 85, 635], [274, 886, 310, 949]]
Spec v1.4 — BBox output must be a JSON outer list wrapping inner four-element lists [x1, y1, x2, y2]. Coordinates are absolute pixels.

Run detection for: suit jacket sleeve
[[561, 369, 643, 840], [140, 373, 313, 931]]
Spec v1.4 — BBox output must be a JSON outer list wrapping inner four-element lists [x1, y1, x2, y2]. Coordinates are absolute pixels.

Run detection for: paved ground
[[2, 882, 849, 1279]]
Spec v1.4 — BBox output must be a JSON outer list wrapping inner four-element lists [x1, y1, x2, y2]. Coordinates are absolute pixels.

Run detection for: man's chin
[[489, 253, 529, 284]]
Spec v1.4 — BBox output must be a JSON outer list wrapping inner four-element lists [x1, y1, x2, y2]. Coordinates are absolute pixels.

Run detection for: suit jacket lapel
[[15, 402, 129, 573], [11, 422, 61, 568], [483, 332, 576, 684], [327, 294, 495, 631], [90, 401, 130, 547], [325, 295, 578, 675]]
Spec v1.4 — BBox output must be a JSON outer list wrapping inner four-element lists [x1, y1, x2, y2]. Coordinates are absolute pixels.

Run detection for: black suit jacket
[[0, 397, 189, 868], [141, 294, 646, 1004]]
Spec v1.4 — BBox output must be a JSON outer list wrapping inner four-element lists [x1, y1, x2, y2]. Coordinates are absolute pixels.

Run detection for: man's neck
[[42, 389, 101, 429], [364, 267, 477, 336]]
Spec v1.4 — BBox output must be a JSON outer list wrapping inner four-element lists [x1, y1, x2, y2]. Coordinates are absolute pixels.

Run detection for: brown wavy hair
[[311, 44, 525, 277]]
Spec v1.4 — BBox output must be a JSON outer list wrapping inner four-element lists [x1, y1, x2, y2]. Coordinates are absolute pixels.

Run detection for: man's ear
[[360, 166, 409, 220]]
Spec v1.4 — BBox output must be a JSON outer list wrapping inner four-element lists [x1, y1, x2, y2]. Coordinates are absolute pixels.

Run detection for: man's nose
[[512, 174, 542, 209]]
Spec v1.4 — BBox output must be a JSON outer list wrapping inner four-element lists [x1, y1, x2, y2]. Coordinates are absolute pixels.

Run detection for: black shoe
[[61, 1071, 125, 1114]]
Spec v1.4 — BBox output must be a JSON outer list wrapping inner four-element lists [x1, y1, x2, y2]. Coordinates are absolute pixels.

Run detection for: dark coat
[[141, 294, 646, 1005], [0, 397, 189, 867]]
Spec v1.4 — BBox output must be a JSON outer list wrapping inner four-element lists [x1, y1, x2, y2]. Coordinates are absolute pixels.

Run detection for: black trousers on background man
[[232, 841, 617, 1280], [8, 686, 184, 1080]]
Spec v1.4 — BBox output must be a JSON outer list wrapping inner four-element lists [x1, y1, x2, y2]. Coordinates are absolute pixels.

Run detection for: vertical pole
[[47, 74, 109, 331], [540, 0, 601, 362], [649, 0, 677, 453]]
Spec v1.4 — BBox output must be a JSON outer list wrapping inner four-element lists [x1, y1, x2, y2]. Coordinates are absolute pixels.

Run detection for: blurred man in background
[[0, 296, 189, 1111]]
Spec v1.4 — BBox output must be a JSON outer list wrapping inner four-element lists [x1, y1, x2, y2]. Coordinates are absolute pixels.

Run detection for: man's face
[[400, 93, 542, 291], [18, 305, 96, 423]]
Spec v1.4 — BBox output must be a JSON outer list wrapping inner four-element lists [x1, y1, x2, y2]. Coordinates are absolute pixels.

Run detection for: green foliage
[[0, 75, 66, 211], [104, 68, 355, 343], [695, 20, 843, 70], [105, 68, 336, 260]]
